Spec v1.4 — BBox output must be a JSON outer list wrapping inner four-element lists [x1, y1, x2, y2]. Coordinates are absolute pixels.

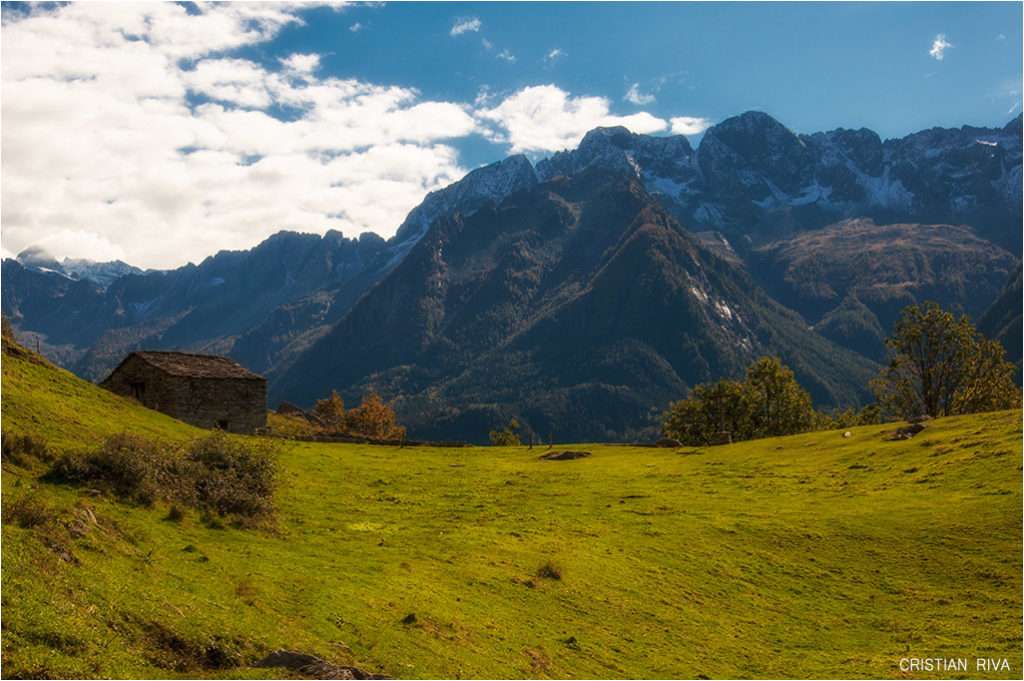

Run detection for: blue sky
[[2, 1, 1021, 268]]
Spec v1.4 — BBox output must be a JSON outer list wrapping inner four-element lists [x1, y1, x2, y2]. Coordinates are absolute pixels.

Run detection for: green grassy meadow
[[1, 350, 1021, 679]]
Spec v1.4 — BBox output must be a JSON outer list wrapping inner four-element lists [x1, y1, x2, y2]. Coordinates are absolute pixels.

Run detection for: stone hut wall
[[100, 355, 266, 434], [168, 375, 266, 434], [100, 355, 182, 419]]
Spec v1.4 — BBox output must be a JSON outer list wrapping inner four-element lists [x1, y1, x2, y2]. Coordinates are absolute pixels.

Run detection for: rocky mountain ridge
[[2, 110, 1020, 440], [273, 169, 879, 442], [539, 112, 1022, 253]]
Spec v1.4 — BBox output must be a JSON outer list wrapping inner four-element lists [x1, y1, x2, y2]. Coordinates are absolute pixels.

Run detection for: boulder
[[255, 650, 390, 680], [655, 437, 683, 448], [908, 414, 933, 424], [540, 450, 591, 460], [712, 431, 732, 446], [884, 423, 928, 441], [276, 401, 308, 416]]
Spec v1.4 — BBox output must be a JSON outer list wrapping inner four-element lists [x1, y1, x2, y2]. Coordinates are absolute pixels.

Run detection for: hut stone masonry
[[100, 351, 267, 434]]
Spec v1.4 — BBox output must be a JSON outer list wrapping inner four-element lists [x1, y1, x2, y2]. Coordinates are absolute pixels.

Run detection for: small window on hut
[[129, 381, 146, 400]]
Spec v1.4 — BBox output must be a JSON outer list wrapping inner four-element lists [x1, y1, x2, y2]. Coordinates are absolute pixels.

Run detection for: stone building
[[100, 351, 266, 434]]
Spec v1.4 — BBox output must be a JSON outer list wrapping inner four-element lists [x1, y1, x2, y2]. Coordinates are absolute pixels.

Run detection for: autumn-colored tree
[[313, 390, 346, 429], [872, 303, 1021, 418], [346, 392, 406, 440]]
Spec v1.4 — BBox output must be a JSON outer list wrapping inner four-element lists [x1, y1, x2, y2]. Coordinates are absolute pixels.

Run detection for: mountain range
[[3, 111, 1020, 442]]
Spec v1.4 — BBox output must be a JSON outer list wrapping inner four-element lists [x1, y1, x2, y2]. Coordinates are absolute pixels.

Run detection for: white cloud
[[27, 230, 128, 264], [496, 49, 516, 63], [670, 116, 714, 136], [624, 83, 656, 106], [1, 2, 473, 269], [349, 22, 365, 32], [546, 48, 566, 61], [450, 17, 481, 36], [280, 53, 321, 75], [477, 85, 667, 154], [929, 33, 953, 60]]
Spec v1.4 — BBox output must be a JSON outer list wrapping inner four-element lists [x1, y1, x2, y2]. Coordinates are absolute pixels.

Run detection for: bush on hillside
[[52, 432, 178, 506], [2, 431, 52, 466], [186, 432, 278, 522], [1, 493, 58, 530], [50, 431, 279, 525]]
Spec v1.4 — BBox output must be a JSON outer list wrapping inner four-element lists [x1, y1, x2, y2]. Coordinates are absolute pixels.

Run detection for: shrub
[[1, 431, 52, 466], [49, 431, 280, 526], [535, 561, 563, 581], [1, 494, 57, 529], [51, 432, 178, 506], [186, 432, 279, 523]]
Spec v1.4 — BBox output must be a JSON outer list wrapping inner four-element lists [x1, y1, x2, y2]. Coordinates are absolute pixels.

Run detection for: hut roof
[[127, 351, 264, 380]]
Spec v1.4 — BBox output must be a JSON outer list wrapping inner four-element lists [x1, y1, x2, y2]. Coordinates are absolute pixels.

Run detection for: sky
[[1, 1, 1021, 270]]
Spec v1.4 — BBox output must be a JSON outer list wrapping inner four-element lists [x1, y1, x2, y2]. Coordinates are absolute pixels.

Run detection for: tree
[[347, 392, 405, 440], [489, 419, 522, 446], [872, 302, 1021, 418], [663, 379, 754, 446], [744, 357, 815, 438], [312, 390, 406, 439], [662, 357, 821, 446], [313, 390, 346, 428]]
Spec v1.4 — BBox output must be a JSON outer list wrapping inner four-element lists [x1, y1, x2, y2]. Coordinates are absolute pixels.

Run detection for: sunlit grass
[[2, 351, 1021, 678]]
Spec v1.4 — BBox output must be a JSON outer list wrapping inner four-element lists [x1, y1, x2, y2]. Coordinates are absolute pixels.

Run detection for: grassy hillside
[[2, 349, 1021, 679]]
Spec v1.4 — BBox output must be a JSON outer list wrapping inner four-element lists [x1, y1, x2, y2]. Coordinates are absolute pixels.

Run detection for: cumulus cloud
[[929, 33, 953, 60], [450, 17, 481, 36], [477, 85, 667, 154], [1, 2, 473, 269], [280, 53, 321, 76], [670, 116, 714, 136], [24, 230, 128, 264], [624, 83, 656, 106], [546, 48, 566, 61]]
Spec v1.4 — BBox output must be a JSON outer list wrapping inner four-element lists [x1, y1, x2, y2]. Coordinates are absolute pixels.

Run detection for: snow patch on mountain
[[391, 154, 539, 255], [15, 247, 144, 289]]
